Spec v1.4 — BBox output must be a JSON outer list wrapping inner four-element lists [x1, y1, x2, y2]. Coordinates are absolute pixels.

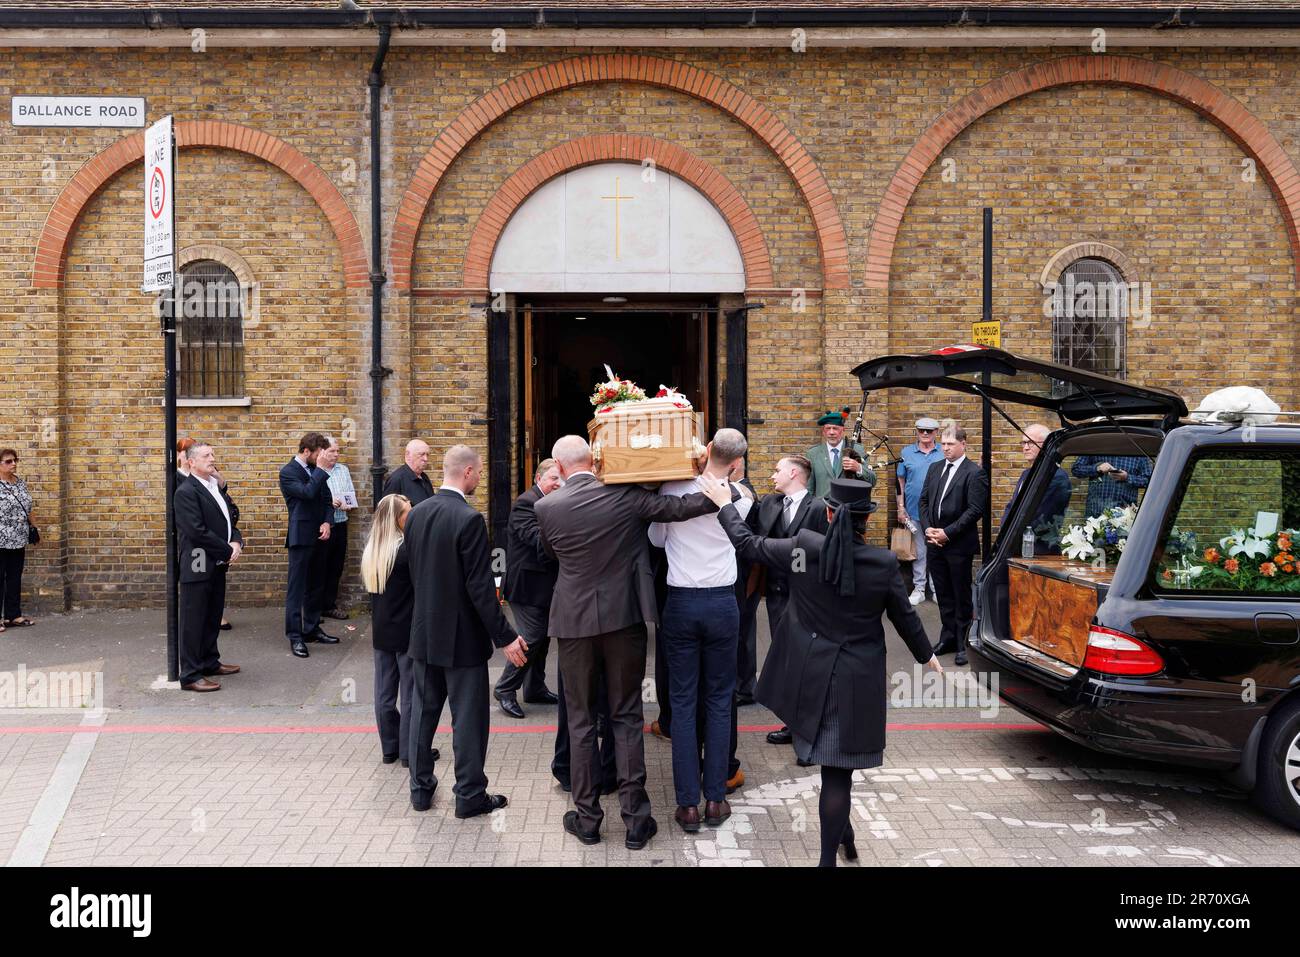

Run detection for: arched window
[[175, 260, 245, 399], [1051, 257, 1127, 380]]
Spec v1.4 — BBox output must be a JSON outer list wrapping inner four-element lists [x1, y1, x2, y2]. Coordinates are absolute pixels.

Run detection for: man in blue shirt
[[1071, 453, 1152, 518], [895, 416, 944, 605]]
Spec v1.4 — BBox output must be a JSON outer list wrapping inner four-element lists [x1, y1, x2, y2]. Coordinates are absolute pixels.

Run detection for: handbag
[[1, 482, 37, 545], [890, 524, 916, 562]]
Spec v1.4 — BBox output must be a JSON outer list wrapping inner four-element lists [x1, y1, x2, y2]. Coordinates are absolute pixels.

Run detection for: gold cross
[[600, 176, 635, 259]]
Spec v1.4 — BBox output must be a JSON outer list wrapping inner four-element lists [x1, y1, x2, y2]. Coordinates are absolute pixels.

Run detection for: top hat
[[825, 478, 878, 514]]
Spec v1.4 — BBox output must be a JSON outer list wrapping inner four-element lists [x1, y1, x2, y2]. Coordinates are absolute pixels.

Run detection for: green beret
[[817, 410, 846, 426]]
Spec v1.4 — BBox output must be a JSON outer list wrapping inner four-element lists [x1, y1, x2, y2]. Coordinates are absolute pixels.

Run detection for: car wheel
[[1253, 696, 1300, 831]]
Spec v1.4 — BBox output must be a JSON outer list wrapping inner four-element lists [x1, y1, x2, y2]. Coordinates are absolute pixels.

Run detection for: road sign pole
[[981, 207, 993, 563], [163, 124, 179, 683]]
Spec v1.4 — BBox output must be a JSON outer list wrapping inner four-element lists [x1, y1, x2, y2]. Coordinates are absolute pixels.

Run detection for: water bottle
[[1021, 526, 1036, 558]]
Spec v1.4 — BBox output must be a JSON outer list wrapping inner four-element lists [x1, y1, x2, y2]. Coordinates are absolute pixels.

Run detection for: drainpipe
[[368, 23, 393, 507]]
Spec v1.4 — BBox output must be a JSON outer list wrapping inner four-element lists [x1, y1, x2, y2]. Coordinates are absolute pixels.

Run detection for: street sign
[[142, 115, 175, 293], [12, 95, 146, 128], [972, 319, 1001, 348]]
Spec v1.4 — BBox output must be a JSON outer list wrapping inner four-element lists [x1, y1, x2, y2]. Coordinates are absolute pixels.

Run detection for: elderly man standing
[[648, 428, 752, 831], [383, 438, 435, 505], [805, 409, 870, 499], [896, 416, 944, 605], [1004, 423, 1072, 554], [535, 435, 717, 850]]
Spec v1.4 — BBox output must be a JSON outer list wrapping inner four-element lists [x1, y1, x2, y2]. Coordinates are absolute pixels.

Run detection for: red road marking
[[0, 721, 1048, 735]]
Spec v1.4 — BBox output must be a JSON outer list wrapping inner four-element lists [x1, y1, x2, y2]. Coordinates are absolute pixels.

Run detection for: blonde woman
[[361, 494, 437, 768]]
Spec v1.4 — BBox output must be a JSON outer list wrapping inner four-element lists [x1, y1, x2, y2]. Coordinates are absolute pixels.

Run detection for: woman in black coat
[[702, 477, 941, 866], [362, 493, 435, 767]]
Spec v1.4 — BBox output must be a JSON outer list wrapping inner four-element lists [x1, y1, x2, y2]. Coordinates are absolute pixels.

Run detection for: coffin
[[588, 404, 704, 484], [1006, 556, 1114, 667]]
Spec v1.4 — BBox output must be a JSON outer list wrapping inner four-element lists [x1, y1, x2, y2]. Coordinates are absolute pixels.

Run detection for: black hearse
[[853, 347, 1300, 829]]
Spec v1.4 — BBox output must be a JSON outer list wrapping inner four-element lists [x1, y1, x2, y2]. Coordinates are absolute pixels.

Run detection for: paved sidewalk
[[1, 605, 1296, 867]]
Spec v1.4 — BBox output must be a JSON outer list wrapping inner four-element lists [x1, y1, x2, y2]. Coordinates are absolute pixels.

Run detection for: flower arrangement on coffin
[[1162, 527, 1300, 593], [1060, 504, 1138, 566], [590, 365, 647, 411]]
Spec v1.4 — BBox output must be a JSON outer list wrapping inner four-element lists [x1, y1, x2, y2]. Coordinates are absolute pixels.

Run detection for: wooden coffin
[[1006, 556, 1114, 667], [588, 406, 702, 484]]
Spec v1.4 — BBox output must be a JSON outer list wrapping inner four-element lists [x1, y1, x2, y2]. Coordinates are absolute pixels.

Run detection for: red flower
[[1224, 558, 1239, 574], [1203, 547, 1220, 564], [1161, 569, 1173, 581], [656, 388, 667, 398], [1261, 562, 1277, 577], [1279, 535, 1293, 552]]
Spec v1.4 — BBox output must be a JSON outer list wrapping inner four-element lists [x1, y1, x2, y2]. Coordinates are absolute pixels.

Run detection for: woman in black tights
[[702, 476, 942, 866]]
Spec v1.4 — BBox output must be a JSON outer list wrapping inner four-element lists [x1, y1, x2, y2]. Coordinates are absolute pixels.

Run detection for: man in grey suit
[[535, 435, 718, 850], [404, 444, 529, 816]]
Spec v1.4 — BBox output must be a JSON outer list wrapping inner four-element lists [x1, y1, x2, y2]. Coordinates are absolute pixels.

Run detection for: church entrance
[[516, 295, 718, 489]]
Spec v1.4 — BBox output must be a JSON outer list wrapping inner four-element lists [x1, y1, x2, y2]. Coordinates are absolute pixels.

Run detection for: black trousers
[[179, 565, 227, 685], [0, 547, 25, 622], [928, 545, 974, 652], [321, 520, 348, 612], [407, 659, 490, 810], [735, 586, 761, 697], [284, 542, 326, 640], [373, 648, 413, 761], [552, 666, 617, 790], [496, 601, 551, 699], [557, 625, 651, 835]]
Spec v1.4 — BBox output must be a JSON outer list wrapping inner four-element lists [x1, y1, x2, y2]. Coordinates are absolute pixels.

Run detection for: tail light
[[1083, 625, 1164, 676]]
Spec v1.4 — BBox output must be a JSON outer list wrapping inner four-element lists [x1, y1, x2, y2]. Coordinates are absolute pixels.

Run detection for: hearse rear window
[[1152, 449, 1300, 596]]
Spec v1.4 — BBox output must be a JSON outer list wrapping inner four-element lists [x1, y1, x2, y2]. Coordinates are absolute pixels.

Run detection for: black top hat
[[824, 478, 878, 514]]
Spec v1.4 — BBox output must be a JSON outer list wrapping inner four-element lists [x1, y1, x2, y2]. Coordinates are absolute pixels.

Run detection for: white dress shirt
[[648, 476, 753, 588], [196, 473, 232, 542], [438, 484, 467, 499], [937, 454, 967, 511], [781, 487, 809, 531]]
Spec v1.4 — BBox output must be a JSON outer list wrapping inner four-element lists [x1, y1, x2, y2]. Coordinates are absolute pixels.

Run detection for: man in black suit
[[174, 442, 243, 692], [404, 444, 529, 816], [919, 421, 988, 667], [535, 435, 717, 850], [382, 438, 434, 505], [278, 432, 341, 659], [496, 458, 562, 718], [756, 453, 829, 752]]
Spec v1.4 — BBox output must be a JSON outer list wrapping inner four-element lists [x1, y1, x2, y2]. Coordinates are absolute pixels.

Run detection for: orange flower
[[1279, 535, 1293, 551], [1161, 569, 1173, 581], [1261, 562, 1277, 577], [1203, 547, 1220, 564], [1224, 558, 1240, 574], [1283, 563, 1296, 574]]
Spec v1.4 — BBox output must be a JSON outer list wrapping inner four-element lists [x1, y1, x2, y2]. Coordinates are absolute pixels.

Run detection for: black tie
[[937, 462, 954, 515]]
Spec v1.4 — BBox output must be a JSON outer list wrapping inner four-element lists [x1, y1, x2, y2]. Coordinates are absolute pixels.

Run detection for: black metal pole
[[981, 207, 993, 563], [164, 130, 179, 682], [368, 24, 392, 508]]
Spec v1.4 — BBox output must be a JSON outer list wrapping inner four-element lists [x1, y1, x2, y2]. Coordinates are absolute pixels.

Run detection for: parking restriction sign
[[142, 115, 174, 293]]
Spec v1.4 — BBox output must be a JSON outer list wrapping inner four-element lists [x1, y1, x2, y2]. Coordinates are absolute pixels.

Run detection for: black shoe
[[322, 608, 348, 620], [563, 810, 600, 845], [625, 816, 658, 850], [290, 640, 309, 658], [523, 689, 559, 705], [555, 778, 572, 793], [931, 640, 956, 656], [841, 823, 858, 862], [411, 788, 435, 812], [382, 754, 398, 765], [766, 726, 793, 745], [954, 651, 968, 666], [796, 757, 814, 768], [400, 748, 440, 769], [305, 629, 340, 644], [736, 691, 756, 707], [496, 693, 525, 719], [219, 620, 233, 631], [456, 794, 508, 819]]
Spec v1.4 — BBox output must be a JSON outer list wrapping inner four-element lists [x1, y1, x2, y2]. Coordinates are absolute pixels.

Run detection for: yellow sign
[[972, 320, 1001, 348]]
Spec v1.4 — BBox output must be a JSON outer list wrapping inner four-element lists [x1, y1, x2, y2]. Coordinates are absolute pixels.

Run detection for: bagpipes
[[842, 400, 902, 481]]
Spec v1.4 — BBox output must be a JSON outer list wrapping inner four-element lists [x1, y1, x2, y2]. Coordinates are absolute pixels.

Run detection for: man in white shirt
[[648, 428, 753, 832]]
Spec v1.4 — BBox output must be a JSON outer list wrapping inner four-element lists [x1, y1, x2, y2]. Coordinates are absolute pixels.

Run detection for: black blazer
[[382, 464, 435, 506], [279, 458, 331, 548], [370, 542, 414, 654], [405, 489, 516, 667], [174, 475, 243, 584], [755, 490, 829, 596], [503, 484, 558, 609], [918, 457, 988, 556], [535, 473, 717, 639], [718, 505, 933, 754]]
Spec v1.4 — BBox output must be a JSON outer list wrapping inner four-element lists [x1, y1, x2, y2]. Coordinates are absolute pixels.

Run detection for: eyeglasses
[[916, 428, 934, 434], [0, 459, 15, 465]]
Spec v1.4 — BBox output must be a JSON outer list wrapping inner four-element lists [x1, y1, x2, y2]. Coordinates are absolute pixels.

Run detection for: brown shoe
[[650, 720, 669, 740], [704, 799, 732, 827], [673, 805, 701, 833], [726, 769, 745, 793], [182, 678, 220, 692], [211, 663, 240, 675]]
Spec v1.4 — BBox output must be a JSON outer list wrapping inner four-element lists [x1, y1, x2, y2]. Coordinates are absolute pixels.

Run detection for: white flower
[[1062, 525, 1097, 561]]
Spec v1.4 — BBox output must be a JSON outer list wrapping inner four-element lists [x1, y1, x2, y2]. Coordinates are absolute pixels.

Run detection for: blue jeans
[[661, 585, 739, 806]]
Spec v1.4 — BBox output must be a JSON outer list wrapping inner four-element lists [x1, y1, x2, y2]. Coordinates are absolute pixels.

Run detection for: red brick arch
[[865, 55, 1300, 290], [465, 134, 773, 289], [32, 120, 367, 289], [392, 53, 848, 291]]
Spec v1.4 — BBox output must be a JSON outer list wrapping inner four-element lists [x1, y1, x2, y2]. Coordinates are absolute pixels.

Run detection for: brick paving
[[2, 606, 1298, 867]]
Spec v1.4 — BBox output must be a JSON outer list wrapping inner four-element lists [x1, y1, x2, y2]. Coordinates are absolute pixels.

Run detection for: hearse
[[852, 347, 1300, 830]]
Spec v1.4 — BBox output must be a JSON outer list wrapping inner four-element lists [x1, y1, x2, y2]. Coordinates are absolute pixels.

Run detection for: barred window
[[174, 260, 246, 399], [1051, 257, 1127, 380]]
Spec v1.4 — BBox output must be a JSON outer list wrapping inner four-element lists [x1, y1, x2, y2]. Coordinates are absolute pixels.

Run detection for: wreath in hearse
[[1162, 527, 1300, 593]]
